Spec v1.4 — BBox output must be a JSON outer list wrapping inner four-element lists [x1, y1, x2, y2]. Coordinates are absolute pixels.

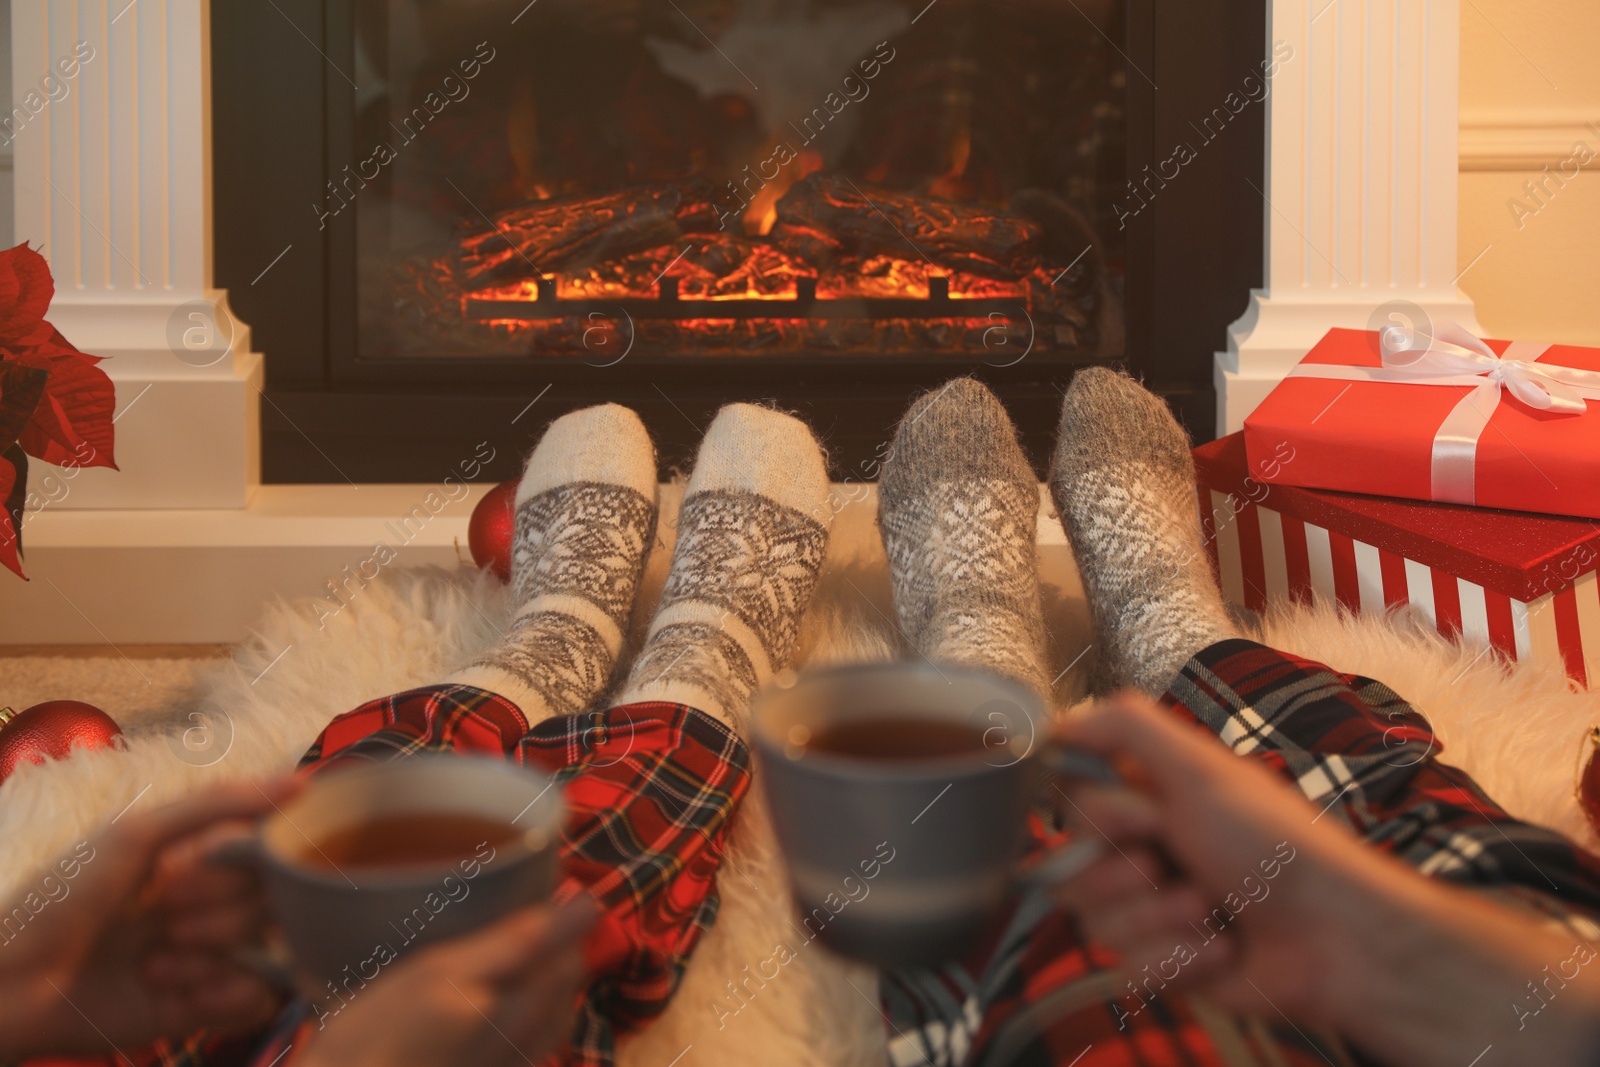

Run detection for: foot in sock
[[1048, 367, 1238, 696], [877, 379, 1052, 699], [615, 404, 833, 732], [450, 403, 658, 720]]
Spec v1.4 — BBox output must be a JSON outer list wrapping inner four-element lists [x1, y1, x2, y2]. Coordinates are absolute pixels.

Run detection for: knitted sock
[[877, 378, 1052, 699], [449, 404, 658, 720], [1048, 368, 1238, 696], [614, 404, 833, 733]]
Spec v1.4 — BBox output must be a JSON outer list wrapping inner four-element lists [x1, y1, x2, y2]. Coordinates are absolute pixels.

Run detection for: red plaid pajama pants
[[292, 689, 752, 1061]]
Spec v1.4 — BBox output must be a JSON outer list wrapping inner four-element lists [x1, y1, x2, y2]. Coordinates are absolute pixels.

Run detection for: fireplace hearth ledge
[[8, 0, 1477, 641], [1, 485, 1074, 644], [2, 484, 488, 644]]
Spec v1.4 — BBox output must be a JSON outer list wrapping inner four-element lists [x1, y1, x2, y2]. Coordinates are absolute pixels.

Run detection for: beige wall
[[1459, 0, 1600, 344]]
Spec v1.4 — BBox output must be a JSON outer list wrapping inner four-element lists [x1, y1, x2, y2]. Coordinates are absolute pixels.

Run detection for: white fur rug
[[2, 487, 1598, 1067]]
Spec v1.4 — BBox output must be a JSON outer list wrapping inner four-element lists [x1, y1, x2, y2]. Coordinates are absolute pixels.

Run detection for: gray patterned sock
[[877, 378, 1052, 699], [615, 404, 833, 733], [449, 404, 657, 720], [1048, 368, 1238, 696]]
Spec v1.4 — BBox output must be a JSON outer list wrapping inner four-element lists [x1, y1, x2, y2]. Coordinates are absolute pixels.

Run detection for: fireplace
[[213, 0, 1268, 482], [350, 1, 1120, 364]]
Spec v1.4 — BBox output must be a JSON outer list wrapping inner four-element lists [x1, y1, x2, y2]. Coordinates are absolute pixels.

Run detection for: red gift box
[[1243, 324, 1600, 518], [1195, 433, 1600, 688]]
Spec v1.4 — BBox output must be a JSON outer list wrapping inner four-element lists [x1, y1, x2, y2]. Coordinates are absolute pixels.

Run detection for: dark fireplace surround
[[213, 1, 1265, 483]]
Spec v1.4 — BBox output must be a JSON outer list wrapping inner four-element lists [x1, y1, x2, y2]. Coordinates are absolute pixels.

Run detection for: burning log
[[377, 243, 1101, 360], [458, 179, 721, 282], [769, 174, 1044, 280], [416, 171, 1107, 360]]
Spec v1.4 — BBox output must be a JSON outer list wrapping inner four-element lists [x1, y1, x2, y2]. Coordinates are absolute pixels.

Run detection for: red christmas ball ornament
[[0, 700, 124, 785], [1579, 728, 1600, 837], [468, 479, 518, 582]]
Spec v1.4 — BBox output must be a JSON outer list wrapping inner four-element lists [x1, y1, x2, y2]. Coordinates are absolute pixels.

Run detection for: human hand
[[299, 897, 596, 1067], [1052, 693, 1600, 1067], [1050, 693, 1380, 1028], [0, 780, 297, 1061]]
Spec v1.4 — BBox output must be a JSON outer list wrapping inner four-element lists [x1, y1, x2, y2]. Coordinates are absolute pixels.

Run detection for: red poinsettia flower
[[0, 241, 58, 348], [5, 324, 118, 468], [0, 242, 118, 578]]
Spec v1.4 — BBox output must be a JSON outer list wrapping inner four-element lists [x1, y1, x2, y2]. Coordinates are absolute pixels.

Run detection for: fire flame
[[745, 150, 824, 237]]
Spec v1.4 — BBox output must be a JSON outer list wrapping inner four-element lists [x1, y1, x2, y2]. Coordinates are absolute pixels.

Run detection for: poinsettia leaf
[[0, 244, 57, 348], [15, 342, 117, 470], [41, 324, 104, 366], [0, 448, 25, 578], [19, 392, 91, 468], [0, 362, 49, 454]]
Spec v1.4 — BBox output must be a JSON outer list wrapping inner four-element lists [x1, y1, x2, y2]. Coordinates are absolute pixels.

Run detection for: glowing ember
[[471, 237, 1027, 307], [393, 172, 1101, 359]]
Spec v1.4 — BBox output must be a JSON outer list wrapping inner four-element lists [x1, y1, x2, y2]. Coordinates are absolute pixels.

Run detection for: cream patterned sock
[[614, 404, 833, 733], [877, 378, 1052, 699], [1048, 368, 1238, 696], [449, 404, 657, 720]]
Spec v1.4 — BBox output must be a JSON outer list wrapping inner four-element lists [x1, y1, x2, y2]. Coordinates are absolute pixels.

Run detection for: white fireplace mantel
[[5, 0, 1477, 643]]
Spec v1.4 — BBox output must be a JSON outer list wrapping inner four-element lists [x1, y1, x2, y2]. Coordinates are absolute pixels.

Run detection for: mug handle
[[1013, 742, 1120, 890], [204, 835, 299, 993]]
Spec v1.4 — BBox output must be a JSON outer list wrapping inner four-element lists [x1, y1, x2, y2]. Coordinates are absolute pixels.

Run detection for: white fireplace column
[[11, 0, 261, 508], [1216, 0, 1481, 434]]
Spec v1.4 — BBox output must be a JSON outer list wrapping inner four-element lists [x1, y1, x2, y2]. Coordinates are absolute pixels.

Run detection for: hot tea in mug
[[751, 662, 1112, 968]]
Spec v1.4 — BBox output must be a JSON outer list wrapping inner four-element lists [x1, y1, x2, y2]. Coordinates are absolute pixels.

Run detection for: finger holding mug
[[298, 897, 598, 1067]]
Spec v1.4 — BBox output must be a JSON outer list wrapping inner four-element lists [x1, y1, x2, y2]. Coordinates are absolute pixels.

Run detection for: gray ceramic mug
[[751, 661, 1111, 968], [239, 755, 565, 996]]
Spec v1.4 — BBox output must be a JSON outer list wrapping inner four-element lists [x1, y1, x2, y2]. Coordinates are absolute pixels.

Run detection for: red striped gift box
[[1194, 434, 1600, 688]]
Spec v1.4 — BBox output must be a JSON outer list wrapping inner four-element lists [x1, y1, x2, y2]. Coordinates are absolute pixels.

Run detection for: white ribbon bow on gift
[[1285, 321, 1600, 505]]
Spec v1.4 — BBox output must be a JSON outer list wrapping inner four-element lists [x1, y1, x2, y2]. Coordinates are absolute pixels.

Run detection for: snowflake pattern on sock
[[466, 610, 615, 717], [470, 480, 656, 716], [1050, 368, 1238, 695], [625, 621, 761, 717], [656, 488, 829, 670], [512, 482, 657, 627], [878, 378, 1052, 699], [881, 479, 1049, 695], [1054, 464, 1235, 695]]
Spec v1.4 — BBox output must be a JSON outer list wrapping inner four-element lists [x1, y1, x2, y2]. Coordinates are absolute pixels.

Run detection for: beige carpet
[[0, 654, 219, 733], [1, 484, 1597, 1067]]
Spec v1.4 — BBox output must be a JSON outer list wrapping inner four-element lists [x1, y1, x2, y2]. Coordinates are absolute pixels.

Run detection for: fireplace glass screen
[[348, 0, 1126, 362]]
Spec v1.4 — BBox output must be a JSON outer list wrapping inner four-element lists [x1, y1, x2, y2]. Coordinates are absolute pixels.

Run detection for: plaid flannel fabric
[[300, 684, 752, 1066], [884, 639, 1600, 1067]]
